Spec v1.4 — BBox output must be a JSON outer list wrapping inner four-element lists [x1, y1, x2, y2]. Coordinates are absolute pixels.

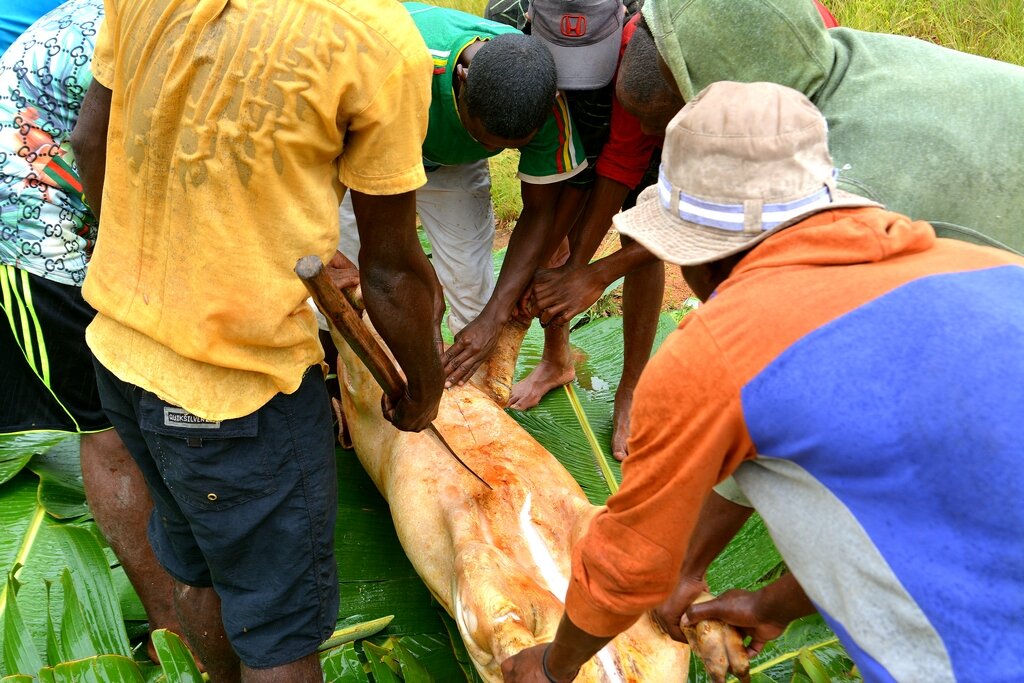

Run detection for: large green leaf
[[436, 609, 483, 683], [52, 525, 131, 658], [58, 569, 97, 662], [321, 642, 371, 683], [149, 630, 202, 683], [391, 633, 470, 683], [27, 437, 86, 519], [44, 654, 145, 683], [748, 615, 855, 682], [1, 574, 44, 677], [0, 472, 72, 661], [707, 514, 784, 594], [0, 433, 67, 487], [363, 642, 401, 683]]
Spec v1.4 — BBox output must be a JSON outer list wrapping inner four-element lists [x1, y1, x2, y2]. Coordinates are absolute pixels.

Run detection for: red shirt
[[594, 15, 657, 189]]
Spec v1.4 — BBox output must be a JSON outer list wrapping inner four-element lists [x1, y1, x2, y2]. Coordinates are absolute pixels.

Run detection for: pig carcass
[[329, 318, 689, 682]]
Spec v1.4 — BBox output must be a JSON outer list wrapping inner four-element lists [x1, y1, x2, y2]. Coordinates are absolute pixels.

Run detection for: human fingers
[[386, 393, 439, 432], [499, 643, 551, 682], [444, 344, 482, 387], [683, 589, 758, 629]]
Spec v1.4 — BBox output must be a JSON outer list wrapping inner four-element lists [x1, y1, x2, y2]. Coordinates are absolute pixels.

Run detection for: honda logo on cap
[[561, 14, 587, 37]]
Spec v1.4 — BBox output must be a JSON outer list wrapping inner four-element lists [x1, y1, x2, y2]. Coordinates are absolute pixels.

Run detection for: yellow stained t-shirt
[[84, 0, 431, 420]]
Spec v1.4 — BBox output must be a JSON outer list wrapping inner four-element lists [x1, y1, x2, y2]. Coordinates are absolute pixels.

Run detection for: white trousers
[[338, 160, 495, 335]]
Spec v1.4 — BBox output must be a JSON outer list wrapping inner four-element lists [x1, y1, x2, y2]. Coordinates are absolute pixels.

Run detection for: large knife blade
[[295, 255, 493, 491]]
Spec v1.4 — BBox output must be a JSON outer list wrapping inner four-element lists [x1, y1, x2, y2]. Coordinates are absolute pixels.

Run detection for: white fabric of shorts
[[337, 160, 496, 336]]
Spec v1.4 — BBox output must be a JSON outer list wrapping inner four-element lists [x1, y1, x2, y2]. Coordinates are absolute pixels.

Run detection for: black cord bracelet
[[541, 644, 560, 683]]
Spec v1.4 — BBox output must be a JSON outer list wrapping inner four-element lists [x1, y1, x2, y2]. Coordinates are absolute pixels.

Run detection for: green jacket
[[642, 0, 1024, 253]]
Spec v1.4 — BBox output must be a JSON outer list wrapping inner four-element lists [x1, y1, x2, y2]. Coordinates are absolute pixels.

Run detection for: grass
[[425, 0, 487, 13], [831, 0, 1024, 65], [488, 150, 522, 231]]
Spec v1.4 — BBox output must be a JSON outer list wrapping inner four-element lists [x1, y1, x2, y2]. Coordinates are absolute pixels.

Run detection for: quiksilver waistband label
[[164, 407, 222, 429]]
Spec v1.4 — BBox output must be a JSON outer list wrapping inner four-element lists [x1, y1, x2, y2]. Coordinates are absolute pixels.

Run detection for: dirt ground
[[493, 223, 693, 314]]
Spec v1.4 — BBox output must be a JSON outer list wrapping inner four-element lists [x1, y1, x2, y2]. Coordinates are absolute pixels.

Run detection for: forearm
[[351, 190, 444, 403], [545, 614, 613, 681], [754, 573, 816, 627], [578, 241, 659, 292], [681, 492, 754, 579], [70, 81, 112, 220], [482, 184, 559, 321], [360, 261, 444, 399], [566, 176, 631, 268]]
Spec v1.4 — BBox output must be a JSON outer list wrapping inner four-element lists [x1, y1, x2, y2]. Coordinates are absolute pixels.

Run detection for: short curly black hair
[[464, 33, 557, 141], [620, 17, 674, 105]]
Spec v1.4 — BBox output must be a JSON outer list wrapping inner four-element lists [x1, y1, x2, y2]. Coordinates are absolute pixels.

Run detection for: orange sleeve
[[565, 315, 755, 636]]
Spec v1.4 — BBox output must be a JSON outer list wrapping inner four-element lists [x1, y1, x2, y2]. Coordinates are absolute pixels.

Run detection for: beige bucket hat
[[613, 81, 881, 266]]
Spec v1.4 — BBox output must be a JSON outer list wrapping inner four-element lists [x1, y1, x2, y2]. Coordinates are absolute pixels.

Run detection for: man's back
[[650, 208, 1024, 681], [83, 0, 431, 419]]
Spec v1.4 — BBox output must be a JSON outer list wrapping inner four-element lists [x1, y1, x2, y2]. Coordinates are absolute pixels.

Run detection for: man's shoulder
[[313, 0, 430, 63], [404, 1, 518, 49]]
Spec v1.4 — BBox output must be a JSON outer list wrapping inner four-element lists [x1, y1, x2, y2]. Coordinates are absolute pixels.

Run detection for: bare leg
[[507, 322, 576, 410], [173, 583, 240, 683], [613, 243, 664, 461], [80, 430, 190, 664], [508, 233, 577, 411], [242, 653, 324, 683]]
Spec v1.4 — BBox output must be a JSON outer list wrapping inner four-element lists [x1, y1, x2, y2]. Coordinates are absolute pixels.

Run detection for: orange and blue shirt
[[566, 207, 1024, 682], [404, 2, 586, 184]]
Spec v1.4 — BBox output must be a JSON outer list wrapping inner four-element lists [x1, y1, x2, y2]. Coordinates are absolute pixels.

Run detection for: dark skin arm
[[443, 179, 563, 386], [565, 176, 632, 269], [652, 492, 754, 642], [534, 240, 658, 327], [351, 190, 445, 431], [501, 613, 612, 682], [70, 80, 112, 220], [684, 573, 817, 656], [528, 175, 630, 325]]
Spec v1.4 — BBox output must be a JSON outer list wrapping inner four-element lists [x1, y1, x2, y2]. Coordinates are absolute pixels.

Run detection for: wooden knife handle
[[295, 255, 405, 403]]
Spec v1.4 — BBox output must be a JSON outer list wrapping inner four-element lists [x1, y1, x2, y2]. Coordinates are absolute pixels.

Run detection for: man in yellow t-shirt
[[70, 0, 444, 679]]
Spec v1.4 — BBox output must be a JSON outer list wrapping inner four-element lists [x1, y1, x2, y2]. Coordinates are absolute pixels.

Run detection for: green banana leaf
[[26, 436, 87, 520], [149, 630, 202, 683], [321, 642, 371, 683], [0, 433, 144, 667], [2, 574, 44, 677], [0, 471, 76, 666], [0, 432, 66, 486]]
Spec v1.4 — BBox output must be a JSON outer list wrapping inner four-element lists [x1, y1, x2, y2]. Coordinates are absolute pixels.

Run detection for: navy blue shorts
[[94, 360, 339, 668]]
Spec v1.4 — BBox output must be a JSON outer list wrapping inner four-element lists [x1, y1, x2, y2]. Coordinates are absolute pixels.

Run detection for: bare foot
[[508, 360, 576, 410], [611, 389, 633, 461]]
